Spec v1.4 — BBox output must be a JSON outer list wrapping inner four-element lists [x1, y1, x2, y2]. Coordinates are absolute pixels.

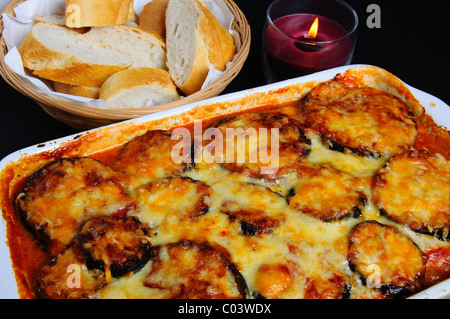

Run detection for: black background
[[1, 0, 449, 160]]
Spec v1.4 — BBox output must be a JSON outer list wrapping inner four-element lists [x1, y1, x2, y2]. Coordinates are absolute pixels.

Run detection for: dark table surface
[[1, 0, 449, 161]]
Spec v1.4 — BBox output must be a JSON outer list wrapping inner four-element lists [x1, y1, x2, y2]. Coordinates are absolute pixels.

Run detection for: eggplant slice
[[113, 130, 194, 187], [133, 175, 213, 229], [72, 216, 153, 278], [207, 112, 309, 181], [16, 157, 137, 253], [287, 166, 367, 222], [300, 76, 417, 158], [219, 182, 289, 237], [36, 248, 107, 299], [348, 220, 426, 298], [373, 150, 450, 236], [143, 241, 248, 298]]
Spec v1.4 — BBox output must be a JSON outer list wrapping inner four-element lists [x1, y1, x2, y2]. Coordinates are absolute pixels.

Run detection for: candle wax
[[264, 14, 352, 79]]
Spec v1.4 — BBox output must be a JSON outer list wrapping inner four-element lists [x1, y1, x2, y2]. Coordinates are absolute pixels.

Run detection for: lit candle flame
[[306, 17, 319, 40]]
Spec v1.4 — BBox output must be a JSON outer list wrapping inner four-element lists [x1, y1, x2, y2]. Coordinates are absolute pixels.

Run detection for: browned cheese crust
[[36, 248, 107, 299], [143, 241, 247, 298], [252, 255, 348, 299], [72, 216, 153, 278], [300, 76, 417, 158], [16, 157, 137, 254], [348, 220, 427, 297], [208, 112, 309, 181], [288, 166, 367, 222], [219, 182, 289, 237], [37, 216, 152, 298], [373, 150, 450, 235], [113, 130, 193, 187], [134, 175, 213, 229]]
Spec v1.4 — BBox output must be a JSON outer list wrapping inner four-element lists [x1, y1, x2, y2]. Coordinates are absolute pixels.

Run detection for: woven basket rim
[[0, 0, 251, 121]]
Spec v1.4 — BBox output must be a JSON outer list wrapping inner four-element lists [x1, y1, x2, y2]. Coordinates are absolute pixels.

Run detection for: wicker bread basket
[[0, 0, 250, 130]]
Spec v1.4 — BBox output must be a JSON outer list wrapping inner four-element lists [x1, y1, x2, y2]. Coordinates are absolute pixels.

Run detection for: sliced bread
[[65, 0, 134, 28], [165, 0, 235, 95], [18, 22, 133, 87], [139, 0, 169, 38], [84, 25, 167, 70], [99, 67, 180, 108]]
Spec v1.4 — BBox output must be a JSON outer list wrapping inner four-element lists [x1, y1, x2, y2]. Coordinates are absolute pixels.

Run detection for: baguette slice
[[165, 0, 235, 95], [84, 25, 167, 70], [100, 67, 180, 108], [65, 0, 134, 28], [139, 0, 168, 38], [53, 82, 100, 99], [18, 22, 133, 87]]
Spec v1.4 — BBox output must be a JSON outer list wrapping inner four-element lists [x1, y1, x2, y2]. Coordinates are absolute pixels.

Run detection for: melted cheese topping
[[100, 153, 373, 298], [288, 166, 367, 221], [17, 82, 450, 299], [44, 128, 444, 299], [209, 112, 308, 181], [307, 133, 388, 178], [36, 248, 107, 299], [113, 130, 192, 188], [17, 157, 136, 252], [373, 150, 450, 233], [301, 79, 417, 157], [133, 176, 212, 229], [104, 241, 243, 299], [348, 221, 426, 296]]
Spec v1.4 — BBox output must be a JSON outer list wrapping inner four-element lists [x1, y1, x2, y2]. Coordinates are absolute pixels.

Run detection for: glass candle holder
[[262, 0, 358, 83]]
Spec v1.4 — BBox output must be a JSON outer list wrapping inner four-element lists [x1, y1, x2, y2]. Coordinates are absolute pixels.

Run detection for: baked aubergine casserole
[[0, 65, 449, 299]]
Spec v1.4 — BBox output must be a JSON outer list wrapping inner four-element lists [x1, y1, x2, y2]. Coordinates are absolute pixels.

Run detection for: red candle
[[264, 14, 352, 79]]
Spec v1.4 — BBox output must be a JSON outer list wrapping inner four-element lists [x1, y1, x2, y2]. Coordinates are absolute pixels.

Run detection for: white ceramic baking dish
[[1, 64, 449, 299]]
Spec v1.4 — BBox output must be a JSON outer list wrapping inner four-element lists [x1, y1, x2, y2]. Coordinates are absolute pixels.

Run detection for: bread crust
[[18, 23, 132, 87], [197, 0, 235, 71], [166, 0, 235, 95], [65, 0, 134, 28], [139, 0, 169, 38], [100, 67, 180, 108], [53, 82, 100, 99]]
